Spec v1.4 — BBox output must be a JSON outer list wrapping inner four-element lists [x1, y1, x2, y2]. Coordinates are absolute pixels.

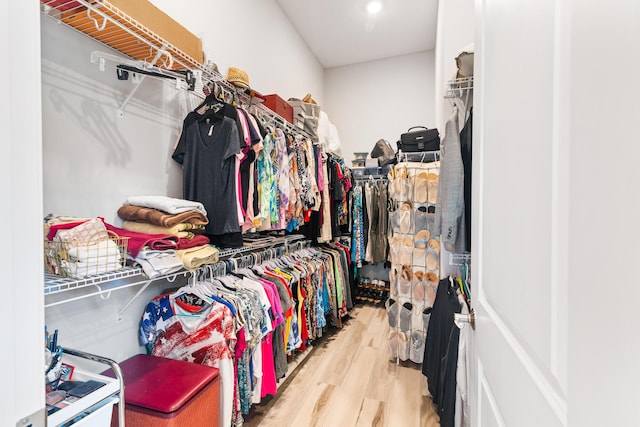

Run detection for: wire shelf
[[445, 76, 474, 99], [41, 0, 319, 141], [44, 234, 311, 308], [449, 253, 472, 265], [397, 150, 441, 164], [44, 265, 143, 295]]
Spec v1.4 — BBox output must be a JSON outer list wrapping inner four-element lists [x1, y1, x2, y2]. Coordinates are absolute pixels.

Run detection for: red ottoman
[[103, 354, 219, 427]]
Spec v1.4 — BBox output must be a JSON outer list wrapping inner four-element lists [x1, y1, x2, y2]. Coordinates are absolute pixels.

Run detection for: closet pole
[[117, 42, 169, 117]]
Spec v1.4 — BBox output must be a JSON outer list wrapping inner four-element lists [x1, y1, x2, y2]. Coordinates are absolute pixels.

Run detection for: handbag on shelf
[[370, 138, 396, 166], [397, 126, 440, 153]]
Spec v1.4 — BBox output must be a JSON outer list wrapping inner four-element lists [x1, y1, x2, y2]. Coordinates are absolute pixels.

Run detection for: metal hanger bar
[[117, 43, 168, 117]]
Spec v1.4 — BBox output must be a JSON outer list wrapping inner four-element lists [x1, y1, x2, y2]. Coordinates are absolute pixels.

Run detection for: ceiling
[[275, 0, 439, 69]]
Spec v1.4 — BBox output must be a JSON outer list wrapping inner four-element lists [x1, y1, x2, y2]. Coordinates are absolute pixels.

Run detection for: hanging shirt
[[139, 293, 236, 427], [274, 129, 290, 230], [173, 115, 242, 235], [256, 133, 277, 229]]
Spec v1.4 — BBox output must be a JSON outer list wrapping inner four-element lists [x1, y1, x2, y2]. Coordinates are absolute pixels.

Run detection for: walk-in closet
[[5, 1, 639, 427]]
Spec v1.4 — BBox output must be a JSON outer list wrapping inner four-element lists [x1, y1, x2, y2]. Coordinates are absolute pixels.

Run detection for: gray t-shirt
[[180, 115, 241, 235]]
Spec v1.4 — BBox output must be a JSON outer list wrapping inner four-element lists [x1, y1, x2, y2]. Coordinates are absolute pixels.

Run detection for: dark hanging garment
[[240, 149, 256, 212], [439, 324, 461, 427], [460, 108, 473, 252], [177, 116, 242, 236], [422, 277, 462, 405], [173, 102, 245, 165]]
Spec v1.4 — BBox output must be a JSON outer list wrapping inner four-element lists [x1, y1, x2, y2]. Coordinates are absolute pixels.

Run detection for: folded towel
[[67, 237, 121, 261], [61, 258, 123, 278], [104, 223, 179, 258], [122, 221, 204, 239], [123, 196, 207, 216], [61, 239, 122, 278], [176, 234, 211, 250], [176, 245, 219, 270], [135, 249, 184, 279], [117, 205, 208, 228]]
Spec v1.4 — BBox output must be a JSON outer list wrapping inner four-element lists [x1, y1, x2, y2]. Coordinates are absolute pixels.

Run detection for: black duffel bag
[[397, 126, 440, 152]]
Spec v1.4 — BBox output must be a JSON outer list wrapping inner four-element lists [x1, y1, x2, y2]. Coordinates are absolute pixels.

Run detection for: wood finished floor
[[243, 304, 440, 427]]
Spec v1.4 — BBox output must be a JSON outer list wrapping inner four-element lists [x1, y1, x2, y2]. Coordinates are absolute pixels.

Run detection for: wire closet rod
[[42, 0, 319, 142], [449, 253, 472, 265], [353, 175, 388, 181], [445, 76, 474, 99], [397, 150, 441, 164]]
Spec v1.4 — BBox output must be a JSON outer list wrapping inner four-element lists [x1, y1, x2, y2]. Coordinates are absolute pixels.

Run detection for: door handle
[[454, 308, 475, 330]]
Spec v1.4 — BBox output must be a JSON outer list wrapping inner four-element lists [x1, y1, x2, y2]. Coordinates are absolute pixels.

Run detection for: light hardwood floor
[[243, 304, 440, 427]]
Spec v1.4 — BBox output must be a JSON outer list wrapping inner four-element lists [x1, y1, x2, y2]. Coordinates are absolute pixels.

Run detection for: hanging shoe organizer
[[386, 153, 441, 364]]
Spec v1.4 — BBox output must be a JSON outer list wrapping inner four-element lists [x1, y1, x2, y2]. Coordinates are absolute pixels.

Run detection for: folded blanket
[[176, 245, 219, 270], [135, 249, 184, 279], [117, 205, 208, 228], [123, 196, 207, 216], [52, 217, 109, 243], [176, 234, 211, 250], [104, 223, 179, 258], [122, 221, 204, 239]]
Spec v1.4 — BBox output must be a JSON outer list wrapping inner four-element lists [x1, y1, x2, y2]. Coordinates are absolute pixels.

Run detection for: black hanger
[[194, 89, 225, 114]]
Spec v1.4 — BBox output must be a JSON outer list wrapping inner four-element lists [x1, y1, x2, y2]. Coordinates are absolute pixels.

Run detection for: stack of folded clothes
[[45, 217, 124, 278], [115, 196, 219, 276]]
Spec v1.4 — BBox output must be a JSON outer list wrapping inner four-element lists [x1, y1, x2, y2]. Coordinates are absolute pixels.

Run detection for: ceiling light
[[366, 1, 382, 14]]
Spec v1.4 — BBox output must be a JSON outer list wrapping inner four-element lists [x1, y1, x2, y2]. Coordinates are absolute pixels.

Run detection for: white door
[[0, 2, 46, 426], [471, 1, 640, 426], [470, 0, 569, 425]]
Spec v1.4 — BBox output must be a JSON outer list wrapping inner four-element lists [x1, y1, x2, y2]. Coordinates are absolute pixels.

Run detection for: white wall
[[41, 0, 324, 363], [150, 0, 325, 104], [434, 0, 474, 131], [324, 51, 435, 165]]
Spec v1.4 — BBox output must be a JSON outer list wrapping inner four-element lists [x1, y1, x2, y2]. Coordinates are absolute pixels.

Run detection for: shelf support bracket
[[117, 278, 154, 320], [117, 43, 169, 117]]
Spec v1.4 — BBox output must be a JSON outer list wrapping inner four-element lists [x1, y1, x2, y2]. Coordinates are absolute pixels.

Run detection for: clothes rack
[[139, 239, 353, 425], [396, 150, 441, 164], [449, 253, 471, 266]]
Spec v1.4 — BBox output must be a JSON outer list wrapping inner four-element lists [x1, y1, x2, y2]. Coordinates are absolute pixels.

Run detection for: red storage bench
[[103, 354, 219, 427]]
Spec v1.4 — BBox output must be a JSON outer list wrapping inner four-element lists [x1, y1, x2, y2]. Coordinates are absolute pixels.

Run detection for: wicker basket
[[44, 230, 129, 278]]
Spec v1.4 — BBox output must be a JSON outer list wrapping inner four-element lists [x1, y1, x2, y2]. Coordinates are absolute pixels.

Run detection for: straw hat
[[302, 93, 317, 104], [227, 67, 250, 89]]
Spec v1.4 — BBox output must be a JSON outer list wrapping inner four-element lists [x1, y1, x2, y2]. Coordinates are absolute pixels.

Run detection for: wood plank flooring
[[243, 304, 440, 427]]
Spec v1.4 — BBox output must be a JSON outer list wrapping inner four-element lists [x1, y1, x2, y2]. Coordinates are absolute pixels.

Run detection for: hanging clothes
[[422, 277, 462, 407], [350, 185, 365, 266], [172, 96, 347, 244], [434, 107, 466, 253], [459, 108, 473, 253], [173, 114, 243, 237], [138, 243, 352, 427], [139, 291, 236, 427]]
